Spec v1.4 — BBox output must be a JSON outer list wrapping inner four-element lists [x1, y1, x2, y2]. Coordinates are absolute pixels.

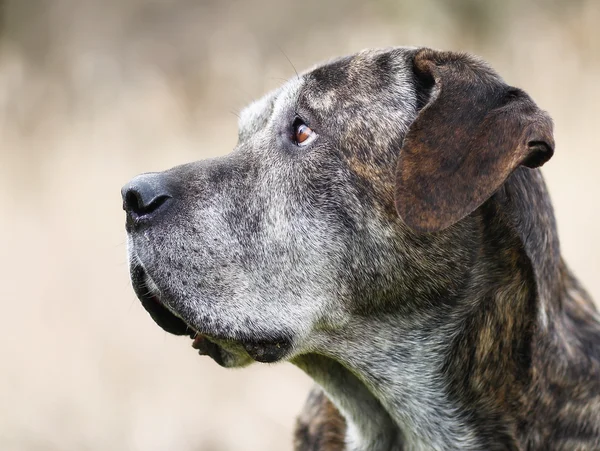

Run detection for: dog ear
[[394, 49, 554, 233]]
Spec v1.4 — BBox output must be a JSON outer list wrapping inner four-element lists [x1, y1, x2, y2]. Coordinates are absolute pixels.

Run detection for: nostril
[[144, 194, 171, 214], [124, 190, 143, 214], [122, 173, 173, 220], [124, 189, 171, 216]]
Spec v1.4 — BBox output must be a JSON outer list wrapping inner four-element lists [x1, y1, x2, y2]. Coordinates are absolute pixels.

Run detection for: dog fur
[[123, 47, 600, 450]]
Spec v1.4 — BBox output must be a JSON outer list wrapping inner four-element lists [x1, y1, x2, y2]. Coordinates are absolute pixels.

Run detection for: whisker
[[268, 77, 289, 83], [128, 297, 136, 313], [276, 44, 299, 80]]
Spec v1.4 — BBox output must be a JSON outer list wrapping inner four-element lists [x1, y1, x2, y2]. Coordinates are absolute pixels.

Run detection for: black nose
[[121, 173, 172, 221]]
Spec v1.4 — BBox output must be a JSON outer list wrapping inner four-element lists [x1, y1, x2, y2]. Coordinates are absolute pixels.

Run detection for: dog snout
[[121, 172, 172, 226]]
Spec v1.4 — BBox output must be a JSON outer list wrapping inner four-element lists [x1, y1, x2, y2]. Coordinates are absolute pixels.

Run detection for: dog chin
[[128, 261, 294, 365]]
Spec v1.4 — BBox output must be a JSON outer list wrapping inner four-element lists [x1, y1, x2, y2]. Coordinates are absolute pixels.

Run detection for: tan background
[[1, 1, 599, 450]]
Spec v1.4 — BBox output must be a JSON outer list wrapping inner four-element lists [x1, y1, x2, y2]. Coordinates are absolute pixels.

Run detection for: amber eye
[[292, 118, 317, 147]]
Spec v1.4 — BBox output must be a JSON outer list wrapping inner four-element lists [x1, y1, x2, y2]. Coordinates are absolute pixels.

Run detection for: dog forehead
[[303, 47, 416, 108], [237, 47, 416, 132]]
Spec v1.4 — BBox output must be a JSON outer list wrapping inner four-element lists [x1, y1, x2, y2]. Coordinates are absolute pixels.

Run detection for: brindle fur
[[123, 47, 600, 450], [295, 387, 347, 451]]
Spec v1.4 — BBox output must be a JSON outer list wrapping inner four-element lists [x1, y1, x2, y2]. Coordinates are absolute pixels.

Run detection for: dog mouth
[[130, 264, 192, 336], [130, 264, 232, 365], [129, 263, 291, 365]]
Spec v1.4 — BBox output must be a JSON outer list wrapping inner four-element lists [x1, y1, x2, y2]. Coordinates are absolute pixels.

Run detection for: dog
[[121, 47, 600, 450]]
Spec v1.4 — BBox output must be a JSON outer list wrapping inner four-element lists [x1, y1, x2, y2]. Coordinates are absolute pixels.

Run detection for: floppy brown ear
[[394, 48, 554, 233]]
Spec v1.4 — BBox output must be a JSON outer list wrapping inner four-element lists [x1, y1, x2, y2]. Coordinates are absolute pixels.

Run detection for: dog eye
[[292, 118, 317, 147]]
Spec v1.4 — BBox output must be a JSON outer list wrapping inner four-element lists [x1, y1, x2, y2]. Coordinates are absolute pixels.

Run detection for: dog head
[[122, 47, 554, 367]]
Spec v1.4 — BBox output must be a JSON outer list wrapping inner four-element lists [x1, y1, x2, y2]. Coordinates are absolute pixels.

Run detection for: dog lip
[[242, 339, 292, 363], [192, 334, 291, 365], [130, 264, 193, 336], [191, 335, 225, 366]]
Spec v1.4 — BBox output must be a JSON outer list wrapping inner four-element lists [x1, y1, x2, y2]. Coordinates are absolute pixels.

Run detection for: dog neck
[[297, 306, 495, 450], [294, 169, 600, 450], [293, 354, 403, 451]]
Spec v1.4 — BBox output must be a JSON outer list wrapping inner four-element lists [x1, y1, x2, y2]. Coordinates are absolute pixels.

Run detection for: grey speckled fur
[[124, 47, 600, 450]]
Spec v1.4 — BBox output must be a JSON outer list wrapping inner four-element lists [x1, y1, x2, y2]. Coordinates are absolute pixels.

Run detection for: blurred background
[[1, 0, 599, 450]]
